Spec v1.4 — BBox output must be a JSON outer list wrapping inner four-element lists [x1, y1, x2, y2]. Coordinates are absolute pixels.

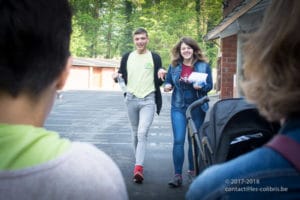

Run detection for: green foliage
[[70, 0, 222, 68], [70, 19, 88, 57]]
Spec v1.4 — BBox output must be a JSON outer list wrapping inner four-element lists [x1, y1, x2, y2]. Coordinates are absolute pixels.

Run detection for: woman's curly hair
[[171, 37, 207, 67]]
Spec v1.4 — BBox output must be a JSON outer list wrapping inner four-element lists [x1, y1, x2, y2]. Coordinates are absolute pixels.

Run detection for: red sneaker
[[133, 165, 144, 183]]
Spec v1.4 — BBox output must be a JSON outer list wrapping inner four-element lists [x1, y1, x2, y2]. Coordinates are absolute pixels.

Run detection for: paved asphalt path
[[45, 90, 218, 200]]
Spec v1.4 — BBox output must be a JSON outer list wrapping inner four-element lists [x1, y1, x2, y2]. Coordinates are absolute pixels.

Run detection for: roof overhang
[[204, 0, 270, 41], [72, 57, 120, 68]]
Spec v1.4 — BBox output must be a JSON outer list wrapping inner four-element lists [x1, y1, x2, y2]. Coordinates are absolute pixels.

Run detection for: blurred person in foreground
[[0, 1, 128, 199], [186, 0, 300, 199]]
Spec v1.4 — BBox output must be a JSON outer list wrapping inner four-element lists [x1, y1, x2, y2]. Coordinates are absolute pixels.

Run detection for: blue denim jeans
[[171, 105, 206, 175], [125, 92, 156, 166]]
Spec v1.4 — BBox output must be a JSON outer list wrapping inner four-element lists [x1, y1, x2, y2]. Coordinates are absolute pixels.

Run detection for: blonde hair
[[242, 0, 300, 121], [171, 37, 207, 67]]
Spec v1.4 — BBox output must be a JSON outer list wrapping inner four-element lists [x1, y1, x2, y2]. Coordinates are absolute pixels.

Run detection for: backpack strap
[[265, 135, 300, 172]]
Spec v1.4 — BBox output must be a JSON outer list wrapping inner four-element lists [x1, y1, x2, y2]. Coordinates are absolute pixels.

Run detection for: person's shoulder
[[0, 142, 128, 200], [187, 146, 292, 199], [68, 142, 120, 169], [150, 51, 161, 58], [53, 142, 128, 199], [170, 64, 180, 70], [187, 148, 265, 196], [121, 52, 132, 59], [122, 52, 131, 56], [195, 60, 210, 67]]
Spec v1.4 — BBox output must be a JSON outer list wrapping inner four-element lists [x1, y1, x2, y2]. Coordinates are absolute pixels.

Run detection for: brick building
[[204, 0, 270, 98], [64, 57, 120, 90]]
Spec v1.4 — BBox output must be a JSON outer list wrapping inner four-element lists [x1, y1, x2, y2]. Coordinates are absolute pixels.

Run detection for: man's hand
[[164, 83, 173, 92], [157, 68, 167, 81], [112, 72, 121, 82]]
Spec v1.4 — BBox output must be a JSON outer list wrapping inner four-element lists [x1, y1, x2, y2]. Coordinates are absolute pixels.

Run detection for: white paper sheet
[[188, 72, 208, 83]]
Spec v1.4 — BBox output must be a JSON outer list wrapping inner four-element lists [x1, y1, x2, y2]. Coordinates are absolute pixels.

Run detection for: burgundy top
[[181, 64, 193, 82]]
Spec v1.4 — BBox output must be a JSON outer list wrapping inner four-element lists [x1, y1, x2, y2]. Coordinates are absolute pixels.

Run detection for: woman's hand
[[193, 85, 202, 90], [193, 81, 205, 90]]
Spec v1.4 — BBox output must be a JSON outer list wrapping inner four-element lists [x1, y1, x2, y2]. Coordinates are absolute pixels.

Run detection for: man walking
[[113, 28, 163, 183]]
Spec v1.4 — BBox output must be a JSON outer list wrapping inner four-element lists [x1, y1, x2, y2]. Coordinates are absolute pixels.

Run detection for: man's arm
[[152, 52, 164, 86]]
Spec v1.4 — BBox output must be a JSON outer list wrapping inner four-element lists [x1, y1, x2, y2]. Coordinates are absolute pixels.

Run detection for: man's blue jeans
[[171, 106, 206, 174]]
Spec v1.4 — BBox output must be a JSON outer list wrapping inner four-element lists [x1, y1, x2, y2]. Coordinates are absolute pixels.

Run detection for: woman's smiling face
[[180, 42, 194, 61]]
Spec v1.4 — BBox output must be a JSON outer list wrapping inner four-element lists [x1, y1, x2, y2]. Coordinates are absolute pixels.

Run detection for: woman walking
[[163, 37, 213, 187]]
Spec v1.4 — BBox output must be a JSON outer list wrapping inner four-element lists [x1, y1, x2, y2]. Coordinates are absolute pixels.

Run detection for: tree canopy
[[70, 0, 222, 68]]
